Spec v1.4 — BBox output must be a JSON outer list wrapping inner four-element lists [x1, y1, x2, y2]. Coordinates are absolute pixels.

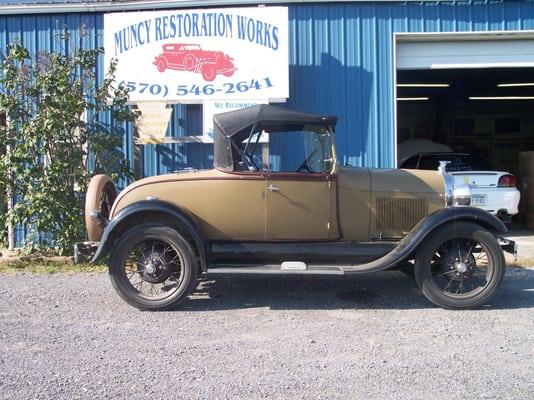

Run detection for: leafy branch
[[0, 29, 137, 254]]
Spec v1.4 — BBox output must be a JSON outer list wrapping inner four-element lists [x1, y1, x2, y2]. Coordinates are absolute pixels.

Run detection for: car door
[[263, 128, 338, 241], [265, 174, 337, 240]]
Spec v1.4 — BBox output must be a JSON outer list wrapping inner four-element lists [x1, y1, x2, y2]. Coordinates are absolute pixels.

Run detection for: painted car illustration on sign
[[153, 43, 237, 81]]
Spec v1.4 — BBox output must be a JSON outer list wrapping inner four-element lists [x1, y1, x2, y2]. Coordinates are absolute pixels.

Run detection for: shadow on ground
[[181, 268, 534, 312]]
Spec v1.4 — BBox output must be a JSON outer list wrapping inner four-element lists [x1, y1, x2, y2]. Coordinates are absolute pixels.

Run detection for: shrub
[[0, 30, 137, 254]]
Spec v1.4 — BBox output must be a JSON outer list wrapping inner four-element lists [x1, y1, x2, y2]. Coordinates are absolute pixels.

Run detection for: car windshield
[[240, 124, 334, 174], [418, 154, 492, 172]]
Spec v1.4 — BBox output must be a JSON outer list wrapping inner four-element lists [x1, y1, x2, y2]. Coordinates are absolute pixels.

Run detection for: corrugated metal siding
[[141, 104, 213, 177], [2, 2, 534, 173], [286, 1, 534, 169], [0, 13, 105, 247], [2, 1, 534, 245]]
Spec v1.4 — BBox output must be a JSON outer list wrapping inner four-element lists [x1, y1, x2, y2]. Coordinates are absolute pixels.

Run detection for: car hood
[[373, 168, 445, 194]]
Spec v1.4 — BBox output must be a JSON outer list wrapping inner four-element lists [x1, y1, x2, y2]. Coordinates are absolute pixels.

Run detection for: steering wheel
[[296, 149, 319, 173], [244, 153, 261, 171]]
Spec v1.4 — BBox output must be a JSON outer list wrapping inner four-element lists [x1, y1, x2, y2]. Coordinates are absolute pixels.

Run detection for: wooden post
[[6, 143, 14, 251], [133, 105, 143, 179], [3, 113, 15, 250]]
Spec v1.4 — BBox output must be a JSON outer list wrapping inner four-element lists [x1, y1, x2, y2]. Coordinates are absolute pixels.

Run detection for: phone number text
[[119, 77, 274, 98]]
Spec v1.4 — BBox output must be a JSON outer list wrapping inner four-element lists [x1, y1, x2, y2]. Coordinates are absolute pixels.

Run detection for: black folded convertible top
[[213, 104, 337, 139], [213, 104, 337, 171]]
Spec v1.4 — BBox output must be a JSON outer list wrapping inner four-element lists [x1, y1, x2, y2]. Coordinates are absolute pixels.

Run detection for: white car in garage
[[400, 152, 520, 222]]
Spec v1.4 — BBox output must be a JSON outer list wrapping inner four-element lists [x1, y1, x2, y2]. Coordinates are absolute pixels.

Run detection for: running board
[[208, 257, 406, 276], [207, 264, 344, 276]]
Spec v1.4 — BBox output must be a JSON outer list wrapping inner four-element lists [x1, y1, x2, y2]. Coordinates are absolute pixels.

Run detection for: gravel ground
[[0, 268, 533, 400]]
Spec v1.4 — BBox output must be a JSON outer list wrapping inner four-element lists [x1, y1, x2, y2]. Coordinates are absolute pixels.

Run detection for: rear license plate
[[471, 194, 486, 206]]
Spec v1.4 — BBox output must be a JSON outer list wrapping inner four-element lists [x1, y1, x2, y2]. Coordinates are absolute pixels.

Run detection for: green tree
[[0, 30, 136, 254]]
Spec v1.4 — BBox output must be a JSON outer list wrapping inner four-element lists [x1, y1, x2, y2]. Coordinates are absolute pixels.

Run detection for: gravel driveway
[[1, 268, 533, 400]]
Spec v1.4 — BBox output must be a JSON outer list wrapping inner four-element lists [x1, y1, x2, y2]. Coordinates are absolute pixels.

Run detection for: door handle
[[267, 184, 280, 192]]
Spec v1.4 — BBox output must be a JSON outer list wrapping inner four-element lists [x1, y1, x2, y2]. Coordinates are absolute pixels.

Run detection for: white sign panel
[[203, 100, 267, 142], [104, 7, 288, 102]]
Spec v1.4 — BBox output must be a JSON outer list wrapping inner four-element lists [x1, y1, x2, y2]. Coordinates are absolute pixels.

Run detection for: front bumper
[[499, 237, 517, 262]]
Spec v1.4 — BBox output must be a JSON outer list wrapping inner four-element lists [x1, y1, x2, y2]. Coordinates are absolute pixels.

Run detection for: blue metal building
[[1, 0, 534, 174]]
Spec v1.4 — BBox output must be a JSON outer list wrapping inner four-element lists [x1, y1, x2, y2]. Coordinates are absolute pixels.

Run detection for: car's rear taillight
[[498, 174, 517, 187]]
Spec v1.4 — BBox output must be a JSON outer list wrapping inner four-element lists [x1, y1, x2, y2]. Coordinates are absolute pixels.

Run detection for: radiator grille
[[374, 194, 428, 233]]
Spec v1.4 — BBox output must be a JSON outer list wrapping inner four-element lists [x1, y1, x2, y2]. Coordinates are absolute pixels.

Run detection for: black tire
[[108, 224, 198, 311], [414, 222, 505, 309]]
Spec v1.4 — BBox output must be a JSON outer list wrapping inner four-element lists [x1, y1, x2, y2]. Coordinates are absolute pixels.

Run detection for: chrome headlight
[[451, 183, 471, 206], [438, 161, 471, 207]]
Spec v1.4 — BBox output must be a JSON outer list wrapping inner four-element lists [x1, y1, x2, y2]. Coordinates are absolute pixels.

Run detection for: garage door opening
[[396, 67, 534, 224]]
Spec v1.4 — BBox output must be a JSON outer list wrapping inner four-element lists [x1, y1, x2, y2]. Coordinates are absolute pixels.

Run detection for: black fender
[[90, 200, 209, 270], [343, 206, 507, 274]]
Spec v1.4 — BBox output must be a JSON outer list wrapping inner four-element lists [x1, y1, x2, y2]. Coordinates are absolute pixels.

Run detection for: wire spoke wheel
[[430, 238, 491, 298], [414, 222, 505, 309], [99, 183, 116, 220], [109, 225, 198, 310], [122, 239, 185, 301]]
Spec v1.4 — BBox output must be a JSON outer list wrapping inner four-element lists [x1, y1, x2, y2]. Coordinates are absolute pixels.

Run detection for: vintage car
[[79, 105, 516, 311], [153, 43, 236, 81]]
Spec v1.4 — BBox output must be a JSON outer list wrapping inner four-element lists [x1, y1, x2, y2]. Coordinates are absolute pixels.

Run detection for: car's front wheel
[[108, 224, 198, 311], [414, 222, 505, 309]]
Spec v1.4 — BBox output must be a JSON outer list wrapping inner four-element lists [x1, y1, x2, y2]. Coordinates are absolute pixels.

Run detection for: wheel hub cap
[[145, 262, 156, 274], [138, 250, 174, 284], [455, 262, 468, 273]]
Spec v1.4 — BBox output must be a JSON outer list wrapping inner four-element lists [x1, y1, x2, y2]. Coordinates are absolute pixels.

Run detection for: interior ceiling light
[[397, 97, 429, 101], [497, 83, 534, 87], [469, 96, 534, 100], [397, 83, 449, 88]]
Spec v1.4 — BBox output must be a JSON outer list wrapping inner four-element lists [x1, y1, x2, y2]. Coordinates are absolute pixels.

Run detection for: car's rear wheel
[[201, 64, 216, 81], [156, 58, 167, 72], [414, 222, 505, 309], [108, 225, 198, 311]]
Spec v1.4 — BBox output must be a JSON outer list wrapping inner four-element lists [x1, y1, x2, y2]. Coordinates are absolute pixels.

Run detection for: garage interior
[[397, 67, 534, 171], [396, 37, 534, 226]]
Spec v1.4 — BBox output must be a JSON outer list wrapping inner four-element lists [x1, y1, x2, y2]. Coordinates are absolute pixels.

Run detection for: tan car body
[[110, 165, 445, 243], [83, 104, 514, 311]]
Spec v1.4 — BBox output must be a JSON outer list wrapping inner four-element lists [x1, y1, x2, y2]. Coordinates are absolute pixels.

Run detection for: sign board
[[134, 102, 173, 144], [104, 7, 288, 103]]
